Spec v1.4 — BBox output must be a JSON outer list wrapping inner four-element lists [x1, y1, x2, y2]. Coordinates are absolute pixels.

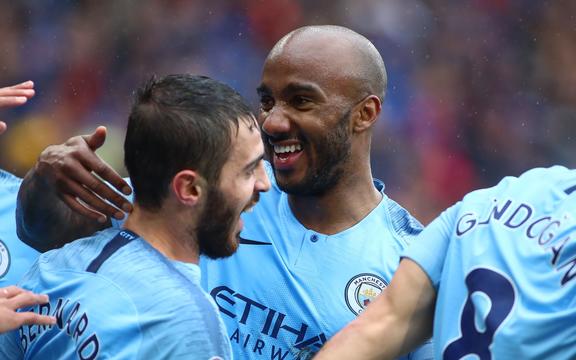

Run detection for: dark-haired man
[[17, 26, 432, 359], [0, 74, 269, 359]]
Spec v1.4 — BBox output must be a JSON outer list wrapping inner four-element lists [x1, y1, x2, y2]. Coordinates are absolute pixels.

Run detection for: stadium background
[[0, 0, 574, 224]]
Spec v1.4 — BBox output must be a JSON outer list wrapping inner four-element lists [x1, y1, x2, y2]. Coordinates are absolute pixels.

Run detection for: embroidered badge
[[345, 273, 388, 315]]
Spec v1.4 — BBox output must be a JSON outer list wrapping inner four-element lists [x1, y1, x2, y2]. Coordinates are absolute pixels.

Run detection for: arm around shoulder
[[16, 166, 109, 252], [16, 127, 133, 252]]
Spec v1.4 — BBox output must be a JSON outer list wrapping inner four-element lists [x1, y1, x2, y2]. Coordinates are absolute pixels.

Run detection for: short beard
[[274, 109, 352, 196], [195, 185, 239, 259]]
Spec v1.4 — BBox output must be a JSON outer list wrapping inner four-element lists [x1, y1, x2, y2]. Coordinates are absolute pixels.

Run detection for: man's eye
[[291, 96, 311, 108], [260, 96, 274, 111]]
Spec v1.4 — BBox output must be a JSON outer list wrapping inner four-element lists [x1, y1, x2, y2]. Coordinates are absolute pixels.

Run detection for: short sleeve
[[402, 204, 460, 289]]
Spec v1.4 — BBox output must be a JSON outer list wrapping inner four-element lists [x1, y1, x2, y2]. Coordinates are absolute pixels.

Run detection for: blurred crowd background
[[1, 0, 575, 223]]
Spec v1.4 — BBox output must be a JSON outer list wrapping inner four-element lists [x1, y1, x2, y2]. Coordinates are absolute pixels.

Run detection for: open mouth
[[272, 142, 303, 169]]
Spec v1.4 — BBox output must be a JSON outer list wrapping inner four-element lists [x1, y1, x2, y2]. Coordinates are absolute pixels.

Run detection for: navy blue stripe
[[86, 230, 139, 273], [565, 184, 576, 195], [239, 237, 271, 245]]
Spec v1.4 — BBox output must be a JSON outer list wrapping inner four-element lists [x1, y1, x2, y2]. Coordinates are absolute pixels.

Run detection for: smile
[[273, 143, 302, 154]]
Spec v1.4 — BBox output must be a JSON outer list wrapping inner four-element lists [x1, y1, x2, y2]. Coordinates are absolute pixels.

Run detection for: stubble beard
[[272, 109, 352, 197], [195, 185, 239, 260]]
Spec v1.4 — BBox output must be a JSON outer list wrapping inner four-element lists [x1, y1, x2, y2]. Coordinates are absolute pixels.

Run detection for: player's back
[[434, 166, 576, 359], [0, 227, 231, 359]]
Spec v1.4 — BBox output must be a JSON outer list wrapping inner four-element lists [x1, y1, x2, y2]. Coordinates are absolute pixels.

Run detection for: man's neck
[[123, 206, 200, 264], [287, 167, 382, 235]]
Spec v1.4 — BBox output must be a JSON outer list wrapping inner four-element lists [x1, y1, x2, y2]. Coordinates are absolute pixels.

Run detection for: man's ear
[[352, 95, 381, 133], [171, 170, 207, 206]]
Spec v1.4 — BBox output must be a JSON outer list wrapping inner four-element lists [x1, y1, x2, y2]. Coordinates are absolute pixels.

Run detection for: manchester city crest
[[344, 273, 388, 315], [0, 239, 10, 278]]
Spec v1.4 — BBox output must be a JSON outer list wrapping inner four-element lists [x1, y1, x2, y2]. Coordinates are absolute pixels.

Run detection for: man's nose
[[260, 105, 290, 137]]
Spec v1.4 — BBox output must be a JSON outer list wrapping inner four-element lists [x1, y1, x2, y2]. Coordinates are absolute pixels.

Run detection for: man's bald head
[[267, 25, 388, 102]]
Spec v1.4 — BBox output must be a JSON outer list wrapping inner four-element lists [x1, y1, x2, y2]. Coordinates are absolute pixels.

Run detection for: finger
[[78, 156, 132, 202], [14, 312, 56, 328], [0, 121, 6, 135], [0, 286, 25, 299], [56, 173, 126, 219], [61, 194, 108, 223], [48, 145, 132, 211], [82, 126, 107, 151], [7, 291, 49, 310], [79, 128, 133, 197], [59, 179, 125, 220], [63, 159, 132, 212], [0, 88, 35, 99], [0, 96, 29, 108], [8, 80, 34, 90]]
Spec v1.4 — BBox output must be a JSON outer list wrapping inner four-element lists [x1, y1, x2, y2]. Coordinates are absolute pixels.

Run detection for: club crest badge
[[0, 239, 10, 278], [345, 273, 388, 315]]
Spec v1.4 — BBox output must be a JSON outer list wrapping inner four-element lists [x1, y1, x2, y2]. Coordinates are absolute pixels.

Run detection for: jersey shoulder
[[374, 179, 424, 247], [0, 169, 22, 189], [22, 228, 230, 359], [460, 165, 576, 207]]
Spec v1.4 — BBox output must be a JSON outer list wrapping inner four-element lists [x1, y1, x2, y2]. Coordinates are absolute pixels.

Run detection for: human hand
[[0, 286, 56, 333], [0, 80, 35, 135], [35, 126, 133, 223]]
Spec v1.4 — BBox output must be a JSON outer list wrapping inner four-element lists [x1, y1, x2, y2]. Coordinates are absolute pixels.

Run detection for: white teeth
[[274, 144, 302, 154]]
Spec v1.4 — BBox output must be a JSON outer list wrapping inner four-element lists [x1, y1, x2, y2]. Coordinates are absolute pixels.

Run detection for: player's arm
[[314, 258, 436, 360], [17, 127, 133, 252]]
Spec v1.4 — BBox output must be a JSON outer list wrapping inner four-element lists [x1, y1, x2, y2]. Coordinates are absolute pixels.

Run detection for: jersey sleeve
[[407, 338, 434, 360], [402, 203, 460, 290]]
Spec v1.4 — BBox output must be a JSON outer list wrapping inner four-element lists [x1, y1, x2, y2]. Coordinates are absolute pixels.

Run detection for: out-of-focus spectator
[[0, 0, 574, 223]]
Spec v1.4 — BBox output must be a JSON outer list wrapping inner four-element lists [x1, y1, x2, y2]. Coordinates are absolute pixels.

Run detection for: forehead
[[223, 118, 263, 168], [261, 34, 359, 97]]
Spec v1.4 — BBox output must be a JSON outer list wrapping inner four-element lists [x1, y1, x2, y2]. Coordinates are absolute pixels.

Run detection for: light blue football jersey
[[404, 166, 576, 359], [201, 162, 433, 360], [0, 227, 232, 359], [0, 169, 39, 286]]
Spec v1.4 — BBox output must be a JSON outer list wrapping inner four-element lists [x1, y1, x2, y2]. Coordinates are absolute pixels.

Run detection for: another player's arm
[[17, 127, 133, 252], [314, 259, 436, 360]]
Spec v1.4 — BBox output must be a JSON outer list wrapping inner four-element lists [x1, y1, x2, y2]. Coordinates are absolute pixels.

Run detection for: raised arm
[[17, 126, 133, 252], [314, 259, 436, 360]]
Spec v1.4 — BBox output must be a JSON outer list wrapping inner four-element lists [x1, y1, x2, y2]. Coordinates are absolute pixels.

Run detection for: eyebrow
[[283, 83, 321, 96], [243, 154, 265, 172], [256, 82, 322, 97]]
